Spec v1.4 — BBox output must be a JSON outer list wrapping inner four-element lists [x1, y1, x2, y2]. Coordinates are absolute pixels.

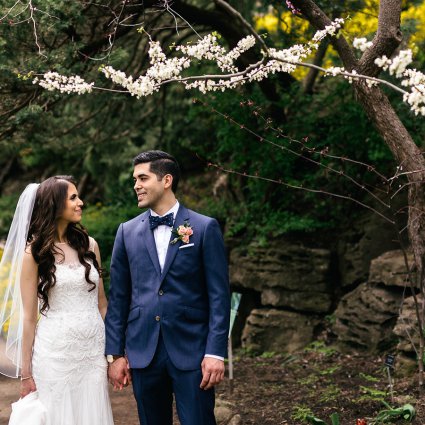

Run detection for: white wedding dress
[[31, 238, 114, 425]]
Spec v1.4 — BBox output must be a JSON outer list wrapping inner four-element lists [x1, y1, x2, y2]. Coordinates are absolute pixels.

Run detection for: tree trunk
[[291, 0, 425, 384]]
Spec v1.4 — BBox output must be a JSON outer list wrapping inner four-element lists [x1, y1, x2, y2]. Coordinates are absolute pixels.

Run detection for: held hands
[[200, 357, 225, 390], [108, 357, 132, 391], [20, 377, 37, 398]]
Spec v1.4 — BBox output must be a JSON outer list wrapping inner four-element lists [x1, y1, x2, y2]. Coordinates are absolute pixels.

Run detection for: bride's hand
[[20, 377, 37, 398], [108, 357, 131, 390]]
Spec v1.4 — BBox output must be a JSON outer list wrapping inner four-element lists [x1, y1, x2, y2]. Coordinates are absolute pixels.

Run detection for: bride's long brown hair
[[27, 176, 102, 314]]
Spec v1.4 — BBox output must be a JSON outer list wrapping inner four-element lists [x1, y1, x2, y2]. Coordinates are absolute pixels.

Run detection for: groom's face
[[133, 162, 166, 210]]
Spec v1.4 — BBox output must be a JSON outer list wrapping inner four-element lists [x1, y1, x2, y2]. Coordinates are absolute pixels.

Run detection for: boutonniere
[[170, 221, 194, 245]]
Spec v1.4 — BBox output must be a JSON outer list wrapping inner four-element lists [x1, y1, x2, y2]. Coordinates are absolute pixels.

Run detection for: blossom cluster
[[31, 17, 424, 116], [375, 49, 412, 78], [312, 18, 344, 42], [33, 18, 344, 98], [375, 50, 425, 115], [176, 34, 256, 73], [324, 66, 345, 77], [353, 37, 373, 52], [101, 66, 156, 98], [33, 72, 94, 94]]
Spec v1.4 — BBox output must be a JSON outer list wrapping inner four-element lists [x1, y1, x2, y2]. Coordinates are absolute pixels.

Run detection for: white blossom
[[389, 50, 413, 78], [101, 66, 156, 97], [148, 41, 167, 63], [353, 37, 373, 52], [31, 16, 425, 116], [375, 50, 412, 78], [374, 55, 391, 70], [33, 72, 94, 94], [312, 18, 344, 42], [401, 69, 425, 87], [325, 67, 345, 77], [344, 69, 359, 84], [403, 85, 425, 116]]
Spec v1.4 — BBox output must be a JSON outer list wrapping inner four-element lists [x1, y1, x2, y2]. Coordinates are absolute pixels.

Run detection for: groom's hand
[[108, 357, 132, 390], [200, 357, 225, 390]]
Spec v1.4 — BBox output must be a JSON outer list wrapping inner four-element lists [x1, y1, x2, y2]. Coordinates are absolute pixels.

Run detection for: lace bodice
[[46, 239, 100, 315]]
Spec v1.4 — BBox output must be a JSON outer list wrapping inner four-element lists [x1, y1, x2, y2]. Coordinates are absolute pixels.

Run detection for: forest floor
[[0, 345, 424, 425]]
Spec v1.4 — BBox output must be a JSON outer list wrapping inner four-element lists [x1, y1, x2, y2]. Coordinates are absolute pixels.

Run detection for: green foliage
[[291, 405, 315, 423], [324, 314, 336, 325], [319, 384, 341, 403], [371, 402, 415, 424], [280, 354, 298, 366], [298, 374, 319, 386], [308, 412, 340, 425], [319, 365, 341, 375], [358, 385, 387, 402], [0, 193, 20, 237], [359, 372, 380, 382], [304, 341, 338, 356], [81, 203, 141, 292], [260, 351, 277, 358], [291, 406, 340, 425]]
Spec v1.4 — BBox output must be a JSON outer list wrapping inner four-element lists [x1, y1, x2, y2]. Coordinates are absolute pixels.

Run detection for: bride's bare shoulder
[[23, 244, 37, 265]]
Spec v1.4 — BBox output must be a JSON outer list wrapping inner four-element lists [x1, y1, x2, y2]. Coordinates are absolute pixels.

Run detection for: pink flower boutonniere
[[170, 221, 194, 245]]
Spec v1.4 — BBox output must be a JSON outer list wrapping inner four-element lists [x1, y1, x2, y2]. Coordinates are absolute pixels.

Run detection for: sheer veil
[[0, 183, 40, 378]]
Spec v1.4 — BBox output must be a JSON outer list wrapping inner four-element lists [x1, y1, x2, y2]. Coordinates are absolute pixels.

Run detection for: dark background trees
[[1, 0, 424, 270]]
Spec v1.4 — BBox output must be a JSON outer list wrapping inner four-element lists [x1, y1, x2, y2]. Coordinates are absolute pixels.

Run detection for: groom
[[105, 150, 230, 425]]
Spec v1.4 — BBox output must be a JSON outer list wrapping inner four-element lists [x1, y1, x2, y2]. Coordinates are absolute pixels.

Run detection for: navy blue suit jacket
[[105, 205, 230, 371]]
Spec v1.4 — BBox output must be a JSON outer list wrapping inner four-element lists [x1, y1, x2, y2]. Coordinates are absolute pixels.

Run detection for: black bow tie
[[149, 213, 174, 230]]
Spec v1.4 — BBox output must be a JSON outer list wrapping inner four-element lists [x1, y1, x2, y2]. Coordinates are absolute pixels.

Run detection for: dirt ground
[[1, 347, 424, 425]]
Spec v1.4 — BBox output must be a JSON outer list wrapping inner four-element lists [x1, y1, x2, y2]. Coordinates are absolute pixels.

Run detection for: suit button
[[155, 315, 160, 321], [159, 290, 164, 296]]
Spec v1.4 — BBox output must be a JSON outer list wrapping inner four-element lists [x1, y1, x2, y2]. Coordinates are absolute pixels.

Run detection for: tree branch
[[290, 0, 357, 70], [358, 0, 403, 76]]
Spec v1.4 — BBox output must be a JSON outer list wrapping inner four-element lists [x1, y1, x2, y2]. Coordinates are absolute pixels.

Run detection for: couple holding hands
[[0, 150, 230, 425]]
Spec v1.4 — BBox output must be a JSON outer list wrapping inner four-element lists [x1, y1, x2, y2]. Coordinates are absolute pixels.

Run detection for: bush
[[82, 203, 141, 293]]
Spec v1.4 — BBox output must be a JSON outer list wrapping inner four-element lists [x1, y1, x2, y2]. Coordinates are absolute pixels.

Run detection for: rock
[[230, 241, 332, 313], [241, 308, 320, 353], [393, 354, 417, 377], [215, 398, 241, 425], [215, 406, 234, 424], [369, 250, 415, 288], [393, 295, 421, 357], [337, 211, 404, 287], [333, 282, 403, 351], [228, 415, 242, 425], [261, 288, 332, 313]]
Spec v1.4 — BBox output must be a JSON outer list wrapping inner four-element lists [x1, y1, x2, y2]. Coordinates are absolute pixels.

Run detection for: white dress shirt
[[151, 201, 180, 271], [150, 201, 224, 362]]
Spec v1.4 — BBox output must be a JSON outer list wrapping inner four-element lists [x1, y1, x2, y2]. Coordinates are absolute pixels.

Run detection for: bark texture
[[291, 0, 425, 383]]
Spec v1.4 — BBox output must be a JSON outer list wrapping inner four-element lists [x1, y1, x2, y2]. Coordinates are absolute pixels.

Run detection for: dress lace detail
[[31, 240, 114, 425]]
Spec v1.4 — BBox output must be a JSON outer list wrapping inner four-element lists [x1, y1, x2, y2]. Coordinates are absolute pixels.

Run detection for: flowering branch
[[32, 17, 425, 116]]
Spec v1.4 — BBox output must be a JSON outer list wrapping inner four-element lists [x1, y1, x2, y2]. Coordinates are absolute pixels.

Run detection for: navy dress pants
[[131, 334, 216, 425]]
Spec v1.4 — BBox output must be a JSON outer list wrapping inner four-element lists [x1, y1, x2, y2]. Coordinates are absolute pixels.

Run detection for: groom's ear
[[163, 174, 173, 190]]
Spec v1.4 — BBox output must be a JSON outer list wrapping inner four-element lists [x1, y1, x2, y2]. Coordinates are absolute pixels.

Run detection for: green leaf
[[306, 415, 327, 425], [330, 413, 340, 425], [401, 404, 416, 421]]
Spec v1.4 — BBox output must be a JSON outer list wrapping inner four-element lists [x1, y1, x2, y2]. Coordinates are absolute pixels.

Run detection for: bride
[[0, 176, 114, 424]]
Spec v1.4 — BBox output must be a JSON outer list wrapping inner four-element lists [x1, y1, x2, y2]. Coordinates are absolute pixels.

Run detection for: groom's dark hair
[[133, 150, 181, 193]]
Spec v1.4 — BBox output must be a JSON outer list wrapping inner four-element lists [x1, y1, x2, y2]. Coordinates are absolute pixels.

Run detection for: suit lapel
[[160, 205, 190, 281], [138, 211, 161, 278]]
